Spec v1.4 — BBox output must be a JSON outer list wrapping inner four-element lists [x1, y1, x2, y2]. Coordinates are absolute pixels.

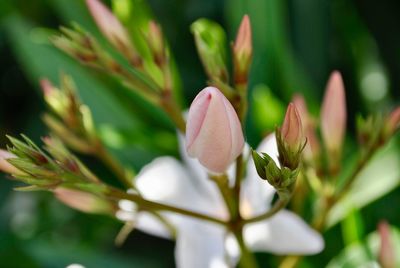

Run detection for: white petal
[[175, 221, 229, 268], [136, 156, 218, 216], [256, 134, 279, 166], [244, 210, 324, 255]]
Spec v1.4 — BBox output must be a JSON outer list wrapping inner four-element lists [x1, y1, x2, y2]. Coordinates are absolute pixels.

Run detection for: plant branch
[[107, 187, 227, 226]]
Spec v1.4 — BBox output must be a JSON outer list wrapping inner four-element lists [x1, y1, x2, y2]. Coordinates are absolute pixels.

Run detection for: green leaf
[[327, 140, 400, 228]]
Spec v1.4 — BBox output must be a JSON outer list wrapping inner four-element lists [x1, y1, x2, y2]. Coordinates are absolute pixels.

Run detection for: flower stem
[[233, 228, 259, 268], [95, 143, 134, 189], [107, 187, 227, 226], [244, 191, 290, 224]]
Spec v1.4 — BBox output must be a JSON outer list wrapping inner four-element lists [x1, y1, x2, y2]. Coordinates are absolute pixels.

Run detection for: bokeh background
[[1, 0, 400, 267]]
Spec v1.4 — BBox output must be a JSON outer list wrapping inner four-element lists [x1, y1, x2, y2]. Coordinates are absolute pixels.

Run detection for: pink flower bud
[[293, 94, 320, 161], [233, 15, 252, 59], [378, 221, 396, 268], [281, 103, 304, 152], [54, 188, 113, 214], [85, 0, 139, 64], [321, 71, 347, 155], [383, 106, 400, 139], [186, 87, 244, 173], [40, 79, 54, 96], [233, 15, 252, 84], [0, 150, 25, 175]]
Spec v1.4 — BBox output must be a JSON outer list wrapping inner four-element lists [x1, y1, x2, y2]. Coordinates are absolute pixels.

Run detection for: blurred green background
[[0, 0, 400, 267]]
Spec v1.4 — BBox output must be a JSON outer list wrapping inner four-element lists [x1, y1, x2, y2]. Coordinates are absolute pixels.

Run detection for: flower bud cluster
[[41, 75, 98, 154], [0, 136, 114, 214], [252, 103, 305, 192]]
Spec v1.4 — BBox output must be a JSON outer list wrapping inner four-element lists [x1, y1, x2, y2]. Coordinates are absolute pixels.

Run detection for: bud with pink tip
[[321, 71, 347, 159], [85, 0, 141, 66], [233, 15, 252, 84], [186, 87, 244, 173], [54, 188, 114, 214], [382, 106, 400, 140], [293, 94, 320, 163], [0, 150, 25, 175], [276, 103, 305, 169], [378, 221, 396, 268]]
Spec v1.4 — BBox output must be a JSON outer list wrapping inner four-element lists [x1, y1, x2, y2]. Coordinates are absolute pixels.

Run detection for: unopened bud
[[233, 15, 252, 84], [321, 71, 347, 160], [378, 221, 396, 268], [85, 0, 141, 66], [382, 107, 400, 140], [54, 187, 114, 214], [191, 19, 229, 83], [293, 94, 320, 163], [147, 21, 165, 66], [0, 150, 25, 175], [276, 103, 306, 169], [186, 87, 244, 173]]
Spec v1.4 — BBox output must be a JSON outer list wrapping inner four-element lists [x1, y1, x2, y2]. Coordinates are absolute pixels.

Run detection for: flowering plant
[[1, 0, 400, 267]]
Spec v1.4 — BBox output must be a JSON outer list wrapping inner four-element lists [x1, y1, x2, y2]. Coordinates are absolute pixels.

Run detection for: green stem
[[96, 143, 134, 189], [233, 154, 245, 218], [210, 174, 237, 218], [160, 90, 186, 133], [108, 188, 227, 226], [244, 192, 290, 224], [233, 228, 259, 268]]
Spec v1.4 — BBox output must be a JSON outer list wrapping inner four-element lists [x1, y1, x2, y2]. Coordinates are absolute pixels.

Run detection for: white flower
[[117, 135, 324, 267]]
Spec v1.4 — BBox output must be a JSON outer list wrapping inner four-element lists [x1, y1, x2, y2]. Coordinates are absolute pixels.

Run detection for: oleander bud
[[86, 0, 141, 66], [54, 187, 114, 214], [378, 221, 396, 268], [233, 15, 252, 85], [186, 87, 244, 173], [293, 94, 320, 163], [276, 103, 306, 169], [191, 19, 229, 83], [321, 71, 347, 161], [382, 107, 400, 140]]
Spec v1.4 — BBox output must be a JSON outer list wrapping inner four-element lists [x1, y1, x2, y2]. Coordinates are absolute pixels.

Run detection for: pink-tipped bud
[[54, 188, 113, 214], [281, 103, 304, 152], [186, 87, 244, 173], [147, 21, 165, 65], [233, 15, 252, 84], [0, 150, 25, 175], [40, 79, 54, 96], [293, 94, 320, 162], [383, 107, 400, 139], [378, 221, 396, 268], [85, 0, 139, 64], [321, 71, 347, 156]]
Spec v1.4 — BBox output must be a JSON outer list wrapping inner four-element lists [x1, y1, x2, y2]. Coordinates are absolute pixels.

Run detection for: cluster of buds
[[252, 104, 305, 194], [41, 76, 98, 154], [0, 136, 115, 214], [52, 24, 114, 70]]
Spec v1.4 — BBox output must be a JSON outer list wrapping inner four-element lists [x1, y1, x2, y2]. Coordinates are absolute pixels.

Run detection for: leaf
[[327, 225, 400, 268], [327, 139, 400, 228]]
